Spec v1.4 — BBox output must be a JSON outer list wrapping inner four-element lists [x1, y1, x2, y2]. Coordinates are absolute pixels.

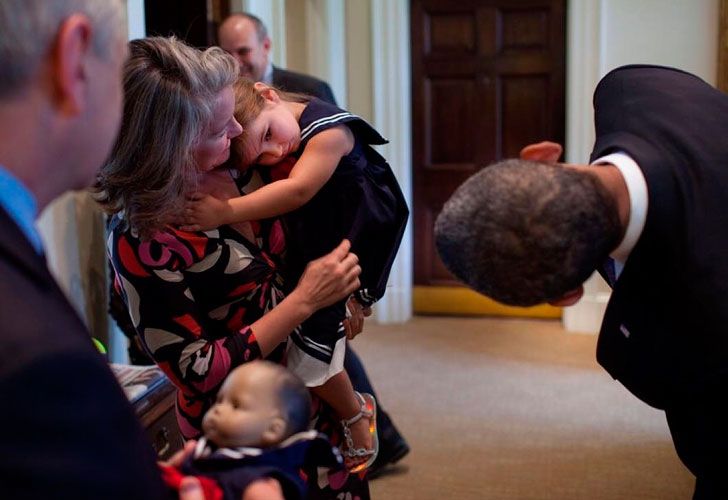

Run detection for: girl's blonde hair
[[94, 36, 238, 238], [229, 78, 310, 167]]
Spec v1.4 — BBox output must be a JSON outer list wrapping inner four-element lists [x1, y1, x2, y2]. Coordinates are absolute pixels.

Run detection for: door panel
[[411, 0, 565, 316]]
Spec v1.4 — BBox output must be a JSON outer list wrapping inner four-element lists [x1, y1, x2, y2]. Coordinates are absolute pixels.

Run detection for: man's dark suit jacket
[[272, 66, 337, 105], [589, 65, 728, 409], [0, 208, 165, 499]]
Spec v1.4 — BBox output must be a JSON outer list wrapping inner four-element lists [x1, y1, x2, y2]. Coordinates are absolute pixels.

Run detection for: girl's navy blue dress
[[282, 98, 409, 386]]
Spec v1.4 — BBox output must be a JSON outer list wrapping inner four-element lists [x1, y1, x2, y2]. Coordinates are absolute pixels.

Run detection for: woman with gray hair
[[96, 37, 366, 497]]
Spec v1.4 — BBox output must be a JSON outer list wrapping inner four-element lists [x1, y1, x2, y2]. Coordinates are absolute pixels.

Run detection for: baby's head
[[229, 78, 309, 168], [202, 361, 311, 449]]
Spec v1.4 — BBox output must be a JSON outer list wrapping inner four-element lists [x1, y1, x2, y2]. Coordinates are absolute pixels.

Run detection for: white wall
[[345, 0, 373, 122], [238, 0, 287, 68], [566, 0, 719, 167], [600, 0, 718, 82], [126, 0, 145, 40], [285, 0, 412, 322], [564, 0, 719, 333]]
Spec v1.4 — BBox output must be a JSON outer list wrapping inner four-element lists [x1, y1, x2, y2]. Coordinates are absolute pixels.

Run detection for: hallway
[[355, 316, 693, 499]]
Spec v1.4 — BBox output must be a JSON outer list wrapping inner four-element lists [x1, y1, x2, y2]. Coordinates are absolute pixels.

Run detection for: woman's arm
[[112, 231, 359, 400], [181, 125, 354, 231], [252, 239, 361, 354]]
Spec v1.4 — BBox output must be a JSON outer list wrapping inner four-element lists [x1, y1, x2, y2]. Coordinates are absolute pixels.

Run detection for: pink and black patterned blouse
[[107, 170, 288, 438]]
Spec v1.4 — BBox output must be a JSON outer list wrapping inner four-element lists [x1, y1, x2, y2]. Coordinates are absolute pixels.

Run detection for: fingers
[[344, 298, 371, 340], [344, 299, 364, 339], [179, 477, 205, 500], [298, 240, 361, 311], [166, 441, 207, 500], [330, 239, 352, 261], [344, 268, 361, 296], [343, 318, 353, 339], [343, 254, 361, 297], [341, 250, 359, 269], [336, 243, 361, 291], [325, 240, 361, 291], [346, 297, 360, 316], [165, 439, 197, 468]]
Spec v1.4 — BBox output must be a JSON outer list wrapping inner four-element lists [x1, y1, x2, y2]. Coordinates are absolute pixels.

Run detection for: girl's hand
[[179, 193, 234, 232], [343, 297, 371, 340], [292, 240, 361, 313]]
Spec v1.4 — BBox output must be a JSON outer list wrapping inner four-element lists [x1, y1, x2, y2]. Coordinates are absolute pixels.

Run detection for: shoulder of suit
[[273, 66, 328, 86], [598, 64, 704, 90]]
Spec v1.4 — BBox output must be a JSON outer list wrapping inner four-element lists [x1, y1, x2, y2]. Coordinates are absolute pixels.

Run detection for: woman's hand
[[246, 239, 361, 357], [163, 439, 196, 468], [159, 441, 207, 500], [294, 239, 361, 314]]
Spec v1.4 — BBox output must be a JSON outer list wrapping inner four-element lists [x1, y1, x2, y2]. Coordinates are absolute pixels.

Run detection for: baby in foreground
[[161, 361, 342, 500]]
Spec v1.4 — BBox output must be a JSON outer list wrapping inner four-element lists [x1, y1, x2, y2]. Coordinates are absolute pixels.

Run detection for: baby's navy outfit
[[161, 431, 342, 500]]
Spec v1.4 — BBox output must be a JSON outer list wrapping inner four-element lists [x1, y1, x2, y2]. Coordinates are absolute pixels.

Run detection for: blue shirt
[[0, 165, 44, 253]]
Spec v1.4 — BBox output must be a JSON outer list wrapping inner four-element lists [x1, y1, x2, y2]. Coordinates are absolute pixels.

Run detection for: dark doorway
[[411, 0, 566, 315], [144, 0, 230, 48]]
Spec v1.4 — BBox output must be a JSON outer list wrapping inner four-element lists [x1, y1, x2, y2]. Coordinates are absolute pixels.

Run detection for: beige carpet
[[353, 316, 694, 499]]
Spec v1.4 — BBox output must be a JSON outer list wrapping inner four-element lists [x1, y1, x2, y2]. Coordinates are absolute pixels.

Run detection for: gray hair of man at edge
[[0, 0, 124, 98], [434, 159, 621, 307]]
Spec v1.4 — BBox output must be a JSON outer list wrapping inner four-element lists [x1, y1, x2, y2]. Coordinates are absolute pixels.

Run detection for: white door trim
[[369, 0, 413, 323]]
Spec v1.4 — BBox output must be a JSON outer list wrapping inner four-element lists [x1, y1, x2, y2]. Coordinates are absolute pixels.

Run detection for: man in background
[[218, 12, 336, 104], [217, 11, 411, 478]]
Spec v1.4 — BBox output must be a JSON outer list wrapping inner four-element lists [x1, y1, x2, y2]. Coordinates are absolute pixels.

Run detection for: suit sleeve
[[0, 349, 166, 499]]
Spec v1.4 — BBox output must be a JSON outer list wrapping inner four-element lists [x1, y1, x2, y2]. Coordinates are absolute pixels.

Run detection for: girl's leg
[[310, 371, 375, 470]]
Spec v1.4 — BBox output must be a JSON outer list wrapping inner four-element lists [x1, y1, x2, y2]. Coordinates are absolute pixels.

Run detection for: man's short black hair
[[435, 159, 621, 306]]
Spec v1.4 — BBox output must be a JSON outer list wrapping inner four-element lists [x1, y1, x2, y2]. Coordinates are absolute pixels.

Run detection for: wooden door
[[411, 0, 566, 317]]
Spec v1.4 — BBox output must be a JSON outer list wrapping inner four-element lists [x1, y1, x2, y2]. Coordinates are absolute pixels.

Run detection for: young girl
[[182, 79, 408, 472]]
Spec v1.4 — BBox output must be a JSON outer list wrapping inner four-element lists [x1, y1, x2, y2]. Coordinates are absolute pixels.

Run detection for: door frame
[[372, 0, 590, 327], [369, 0, 414, 323], [128, 0, 598, 330]]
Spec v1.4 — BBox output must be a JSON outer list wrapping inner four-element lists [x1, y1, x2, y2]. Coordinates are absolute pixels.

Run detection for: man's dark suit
[[589, 65, 728, 497], [272, 66, 337, 105], [0, 208, 165, 499]]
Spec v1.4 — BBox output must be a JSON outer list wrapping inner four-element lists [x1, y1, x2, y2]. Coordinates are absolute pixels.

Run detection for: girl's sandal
[[340, 391, 379, 473]]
